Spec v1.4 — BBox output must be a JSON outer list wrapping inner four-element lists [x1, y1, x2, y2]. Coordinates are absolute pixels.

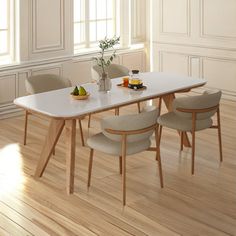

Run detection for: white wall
[[152, 0, 236, 100], [0, 0, 147, 118]]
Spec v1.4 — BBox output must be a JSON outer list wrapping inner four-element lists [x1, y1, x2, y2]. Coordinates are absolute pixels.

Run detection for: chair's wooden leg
[[52, 148, 55, 156], [157, 97, 162, 115], [137, 102, 141, 113], [88, 114, 92, 128], [65, 119, 76, 195], [183, 132, 191, 147], [35, 119, 65, 178], [155, 127, 164, 188], [119, 156, 122, 174], [191, 114, 196, 175], [78, 119, 85, 146], [156, 125, 163, 161], [180, 131, 184, 151], [121, 135, 127, 206], [217, 108, 223, 162], [88, 149, 94, 188], [115, 107, 120, 116], [23, 110, 29, 145], [157, 154, 164, 188], [191, 131, 195, 175]]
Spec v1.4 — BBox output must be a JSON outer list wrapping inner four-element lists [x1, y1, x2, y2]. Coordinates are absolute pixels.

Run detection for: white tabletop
[[14, 72, 206, 119]]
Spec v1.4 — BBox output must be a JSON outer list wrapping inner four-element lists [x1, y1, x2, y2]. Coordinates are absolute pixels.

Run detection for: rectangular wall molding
[[200, 0, 236, 40], [159, 51, 189, 76], [31, 0, 65, 53], [159, 0, 190, 36], [202, 57, 236, 93], [0, 74, 17, 105]]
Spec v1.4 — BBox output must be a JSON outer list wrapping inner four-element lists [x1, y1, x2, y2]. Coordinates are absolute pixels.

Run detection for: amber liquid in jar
[[123, 77, 129, 87]]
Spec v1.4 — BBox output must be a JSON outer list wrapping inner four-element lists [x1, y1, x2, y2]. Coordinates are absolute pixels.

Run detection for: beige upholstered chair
[[25, 74, 72, 94], [89, 64, 141, 127], [157, 90, 222, 174], [24, 74, 85, 147], [91, 64, 130, 81], [87, 108, 163, 206]]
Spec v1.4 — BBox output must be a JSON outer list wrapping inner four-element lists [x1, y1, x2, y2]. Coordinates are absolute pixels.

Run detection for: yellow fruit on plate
[[79, 86, 87, 96], [71, 86, 87, 96]]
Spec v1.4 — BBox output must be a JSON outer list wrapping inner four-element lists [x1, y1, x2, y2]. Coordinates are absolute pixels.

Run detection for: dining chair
[[24, 74, 85, 147], [157, 90, 222, 175], [89, 64, 141, 127], [91, 64, 130, 81], [86, 108, 164, 206]]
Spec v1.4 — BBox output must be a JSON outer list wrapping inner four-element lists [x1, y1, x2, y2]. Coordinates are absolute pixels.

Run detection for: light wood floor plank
[[0, 212, 33, 236]]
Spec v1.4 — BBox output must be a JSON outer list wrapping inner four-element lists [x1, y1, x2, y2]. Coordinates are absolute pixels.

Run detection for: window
[[0, 0, 15, 64], [74, 0, 118, 50], [131, 0, 146, 43]]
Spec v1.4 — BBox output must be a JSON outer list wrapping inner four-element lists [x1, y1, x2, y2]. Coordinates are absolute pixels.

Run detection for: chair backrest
[[91, 64, 129, 81], [173, 90, 222, 120], [101, 108, 159, 142], [25, 74, 72, 94]]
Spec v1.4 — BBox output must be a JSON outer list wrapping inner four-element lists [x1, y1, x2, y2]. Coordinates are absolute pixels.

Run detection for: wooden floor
[[0, 96, 236, 236]]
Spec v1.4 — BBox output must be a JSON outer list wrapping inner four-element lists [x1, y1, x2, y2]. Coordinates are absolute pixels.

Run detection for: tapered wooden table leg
[[163, 94, 191, 147], [35, 119, 65, 178], [65, 119, 76, 194]]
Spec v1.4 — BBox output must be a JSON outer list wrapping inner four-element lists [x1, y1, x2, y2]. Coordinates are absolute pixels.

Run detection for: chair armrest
[[176, 105, 219, 114], [105, 124, 157, 136]]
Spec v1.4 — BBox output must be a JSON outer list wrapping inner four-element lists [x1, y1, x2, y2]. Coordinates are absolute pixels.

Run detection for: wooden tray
[[71, 93, 90, 100], [117, 83, 147, 91]]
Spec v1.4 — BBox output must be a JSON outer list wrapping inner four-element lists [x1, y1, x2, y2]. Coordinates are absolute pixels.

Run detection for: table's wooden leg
[[163, 94, 175, 111], [163, 94, 191, 147], [35, 119, 65, 178], [115, 107, 120, 116], [65, 119, 76, 194]]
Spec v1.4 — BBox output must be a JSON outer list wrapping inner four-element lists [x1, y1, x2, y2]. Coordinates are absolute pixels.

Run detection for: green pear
[[79, 86, 87, 96], [72, 86, 79, 96]]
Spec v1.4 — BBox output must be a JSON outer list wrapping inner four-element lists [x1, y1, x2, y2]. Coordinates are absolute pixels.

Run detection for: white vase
[[98, 72, 112, 92]]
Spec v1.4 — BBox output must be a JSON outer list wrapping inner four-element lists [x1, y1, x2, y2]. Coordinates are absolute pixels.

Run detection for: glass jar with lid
[[129, 70, 143, 89]]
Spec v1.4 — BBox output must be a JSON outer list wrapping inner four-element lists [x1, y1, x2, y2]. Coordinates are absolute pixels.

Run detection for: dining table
[[14, 72, 206, 194]]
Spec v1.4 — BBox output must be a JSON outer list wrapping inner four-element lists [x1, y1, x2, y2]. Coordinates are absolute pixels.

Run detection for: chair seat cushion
[[141, 105, 157, 113], [87, 133, 151, 156], [157, 112, 213, 131]]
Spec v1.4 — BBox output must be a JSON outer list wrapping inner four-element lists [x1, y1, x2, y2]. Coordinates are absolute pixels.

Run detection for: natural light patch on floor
[[0, 144, 24, 197]]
